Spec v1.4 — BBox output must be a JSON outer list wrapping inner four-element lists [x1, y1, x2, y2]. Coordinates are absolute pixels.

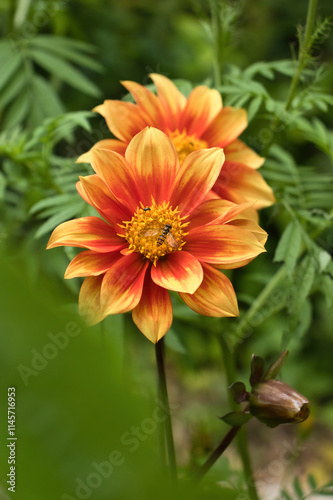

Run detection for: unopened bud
[[249, 379, 310, 428]]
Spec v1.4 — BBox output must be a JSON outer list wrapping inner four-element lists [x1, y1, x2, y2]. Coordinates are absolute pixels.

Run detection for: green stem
[[220, 336, 260, 500], [209, 0, 221, 87], [284, 0, 318, 111], [194, 425, 240, 482], [155, 338, 177, 479], [262, 0, 318, 156], [235, 265, 287, 340]]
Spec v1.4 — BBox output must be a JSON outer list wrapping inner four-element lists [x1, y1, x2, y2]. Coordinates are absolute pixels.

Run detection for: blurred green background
[[1, 1, 333, 499]]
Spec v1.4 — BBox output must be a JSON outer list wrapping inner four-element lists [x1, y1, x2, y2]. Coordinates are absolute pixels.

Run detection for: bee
[[143, 207, 151, 211], [142, 224, 179, 249]]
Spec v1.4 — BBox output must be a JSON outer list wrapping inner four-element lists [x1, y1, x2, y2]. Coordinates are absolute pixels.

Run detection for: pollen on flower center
[[168, 130, 208, 163], [121, 201, 188, 264]]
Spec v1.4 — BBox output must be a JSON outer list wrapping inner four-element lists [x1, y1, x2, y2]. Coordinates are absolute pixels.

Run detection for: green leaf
[[264, 350, 289, 380], [250, 355, 265, 385], [30, 194, 80, 215], [31, 75, 65, 119], [34, 203, 85, 238], [30, 36, 103, 72], [0, 68, 26, 109], [29, 48, 101, 97], [247, 96, 262, 122], [307, 473, 317, 490], [229, 382, 249, 403], [220, 411, 252, 426], [0, 50, 22, 91], [293, 476, 303, 498], [164, 329, 187, 354], [273, 220, 302, 274], [3, 87, 31, 128]]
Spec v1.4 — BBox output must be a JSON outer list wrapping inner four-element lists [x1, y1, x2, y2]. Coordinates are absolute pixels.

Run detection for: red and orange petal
[[201, 107, 247, 148], [180, 263, 239, 317], [179, 85, 222, 137], [65, 250, 120, 279], [151, 251, 203, 294], [213, 161, 275, 209], [132, 275, 173, 343], [186, 224, 266, 269], [169, 147, 225, 216], [46, 217, 126, 253], [77, 139, 127, 163], [125, 127, 179, 206], [149, 73, 187, 129], [224, 139, 265, 169], [100, 253, 149, 316], [79, 275, 107, 326]]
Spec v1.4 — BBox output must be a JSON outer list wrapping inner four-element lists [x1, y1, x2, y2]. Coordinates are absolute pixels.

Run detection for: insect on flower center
[[122, 201, 188, 264], [168, 129, 208, 163]]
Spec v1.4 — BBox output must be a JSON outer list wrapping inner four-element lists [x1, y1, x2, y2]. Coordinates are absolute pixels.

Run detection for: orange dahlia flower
[[78, 74, 274, 210], [48, 128, 267, 343]]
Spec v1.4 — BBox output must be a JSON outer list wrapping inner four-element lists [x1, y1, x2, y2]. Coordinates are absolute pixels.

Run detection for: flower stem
[[220, 336, 260, 500], [209, 0, 222, 87], [284, 0, 318, 111], [262, 0, 318, 156], [155, 337, 177, 479], [194, 425, 240, 482]]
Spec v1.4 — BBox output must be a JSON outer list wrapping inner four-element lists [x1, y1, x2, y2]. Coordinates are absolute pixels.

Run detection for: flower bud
[[249, 379, 310, 428]]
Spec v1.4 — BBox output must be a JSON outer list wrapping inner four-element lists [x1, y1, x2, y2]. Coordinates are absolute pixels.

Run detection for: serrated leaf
[[274, 220, 302, 274], [30, 48, 101, 97]]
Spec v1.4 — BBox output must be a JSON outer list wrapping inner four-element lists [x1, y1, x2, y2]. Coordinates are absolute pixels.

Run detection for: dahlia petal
[[121, 80, 167, 129], [180, 86, 222, 136], [100, 253, 149, 315], [186, 225, 266, 268], [77, 139, 127, 164], [188, 199, 253, 230], [151, 251, 203, 294], [77, 175, 132, 227], [132, 276, 173, 343], [170, 148, 225, 216], [201, 107, 247, 147], [65, 250, 121, 279], [47, 217, 125, 253], [125, 127, 179, 205], [79, 276, 106, 326], [213, 161, 275, 209], [91, 149, 140, 214], [180, 263, 239, 317], [225, 139, 265, 169], [227, 218, 268, 246], [149, 73, 186, 130], [99, 100, 148, 142]]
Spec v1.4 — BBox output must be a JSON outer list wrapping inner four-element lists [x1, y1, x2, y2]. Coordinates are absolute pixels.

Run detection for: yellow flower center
[[121, 201, 188, 265], [168, 130, 208, 163]]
